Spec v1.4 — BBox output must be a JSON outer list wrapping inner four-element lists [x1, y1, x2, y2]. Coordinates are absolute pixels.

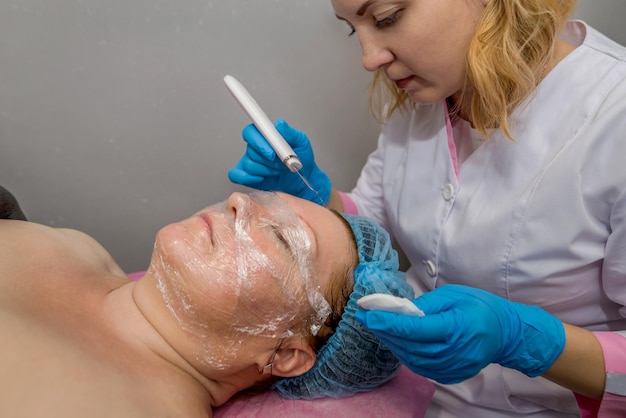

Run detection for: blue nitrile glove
[[355, 284, 566, 384], [228, 119, 332, 206]]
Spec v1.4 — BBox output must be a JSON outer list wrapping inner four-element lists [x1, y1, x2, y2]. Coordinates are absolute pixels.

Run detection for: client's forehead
[[272, 193, 357, 287]]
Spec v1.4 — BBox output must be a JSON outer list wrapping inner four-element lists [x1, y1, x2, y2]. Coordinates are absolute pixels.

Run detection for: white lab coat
[[348, 21, 626, 417]]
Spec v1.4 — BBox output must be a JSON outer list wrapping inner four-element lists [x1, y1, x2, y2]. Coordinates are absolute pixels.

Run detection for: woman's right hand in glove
[[228, 119, 331, 206]]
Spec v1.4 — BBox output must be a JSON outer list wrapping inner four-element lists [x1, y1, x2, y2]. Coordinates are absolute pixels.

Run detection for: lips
[[197, 213, 214, 246], [393, 76, 413, 89]]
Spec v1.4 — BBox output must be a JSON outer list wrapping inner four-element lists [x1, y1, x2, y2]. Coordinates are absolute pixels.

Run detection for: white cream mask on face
[[149, 191, 331, 368]]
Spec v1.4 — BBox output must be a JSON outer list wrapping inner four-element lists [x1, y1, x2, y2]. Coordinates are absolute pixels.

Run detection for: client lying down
[[0, 190, 413, 418]]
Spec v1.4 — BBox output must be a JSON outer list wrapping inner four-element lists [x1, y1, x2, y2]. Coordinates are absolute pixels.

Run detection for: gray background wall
[[1, 0, 625, 272]]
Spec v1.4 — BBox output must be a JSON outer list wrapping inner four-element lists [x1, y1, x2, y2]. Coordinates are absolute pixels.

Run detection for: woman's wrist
[[542, 323, 605, 399]]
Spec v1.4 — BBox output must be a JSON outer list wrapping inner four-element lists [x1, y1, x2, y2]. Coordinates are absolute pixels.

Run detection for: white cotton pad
[[357, 294, 425, 317]]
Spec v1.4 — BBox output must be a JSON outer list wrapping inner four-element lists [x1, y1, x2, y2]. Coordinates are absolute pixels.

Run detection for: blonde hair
[[370, 0, 577, 139]]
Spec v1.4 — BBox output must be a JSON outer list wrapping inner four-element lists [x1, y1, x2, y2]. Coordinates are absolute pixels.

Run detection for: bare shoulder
[[0, 219, 107, 259], [0, 220, 127, 301], [0, 314, 197, 418], [0, 308, 214, 418]]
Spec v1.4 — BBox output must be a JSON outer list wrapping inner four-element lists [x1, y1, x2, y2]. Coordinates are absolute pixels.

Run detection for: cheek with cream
[[148, 192, 331, 369]]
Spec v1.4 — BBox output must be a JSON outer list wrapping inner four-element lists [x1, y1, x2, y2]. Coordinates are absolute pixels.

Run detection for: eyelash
[[346, 9, 403, 37], [271, 225, 290, 251], [376, 10, 402, 29]]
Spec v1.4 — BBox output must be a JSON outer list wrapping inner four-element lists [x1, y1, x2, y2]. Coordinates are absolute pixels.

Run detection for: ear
[[268, 337, 316, 378]]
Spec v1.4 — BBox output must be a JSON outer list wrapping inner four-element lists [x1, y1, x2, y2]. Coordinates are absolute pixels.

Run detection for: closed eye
[[375, 9, 402, 29], [271, 225, 291, 251]]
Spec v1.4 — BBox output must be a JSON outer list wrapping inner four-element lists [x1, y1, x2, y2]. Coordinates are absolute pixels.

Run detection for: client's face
[[149, 191, 356, 369]]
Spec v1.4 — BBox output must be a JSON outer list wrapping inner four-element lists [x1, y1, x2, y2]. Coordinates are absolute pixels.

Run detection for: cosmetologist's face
[[332, 0, 487, 103]]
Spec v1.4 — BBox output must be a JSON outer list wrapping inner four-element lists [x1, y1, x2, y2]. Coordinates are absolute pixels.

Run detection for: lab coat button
[[423, 260, 436, 277], [443, 183, 455, 201]]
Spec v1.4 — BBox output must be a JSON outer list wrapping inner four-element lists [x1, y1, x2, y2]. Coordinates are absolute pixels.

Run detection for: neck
[[446, 94, 471, 123], [113, 275, 263, 407], [546, 39, 577, 77], [102, 280, 235, 407]]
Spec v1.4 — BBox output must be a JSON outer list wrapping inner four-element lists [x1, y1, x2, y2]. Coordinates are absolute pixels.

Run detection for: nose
[[359, 33, 394, 72], [225, 192, 251, 216]]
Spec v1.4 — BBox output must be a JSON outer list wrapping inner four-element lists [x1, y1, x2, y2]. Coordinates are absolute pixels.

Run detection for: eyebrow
[[335, 0, 374, 21], [299, 216, 319, 262], [357, 0, 374, 16]]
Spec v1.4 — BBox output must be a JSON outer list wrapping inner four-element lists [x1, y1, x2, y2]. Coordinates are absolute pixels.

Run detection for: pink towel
[[215, 366, 434, 418]]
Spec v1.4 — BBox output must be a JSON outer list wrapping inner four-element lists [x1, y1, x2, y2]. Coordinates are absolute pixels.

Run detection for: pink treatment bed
[[214, 365, 433, 418]]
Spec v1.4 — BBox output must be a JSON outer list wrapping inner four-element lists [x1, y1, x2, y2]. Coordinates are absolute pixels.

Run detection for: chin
[[407, 89, 447, 105], [409, 93, 445, 105]]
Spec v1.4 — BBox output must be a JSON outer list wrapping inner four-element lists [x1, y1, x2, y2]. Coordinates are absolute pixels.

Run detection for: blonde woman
[[229, 0, 626, 416]]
